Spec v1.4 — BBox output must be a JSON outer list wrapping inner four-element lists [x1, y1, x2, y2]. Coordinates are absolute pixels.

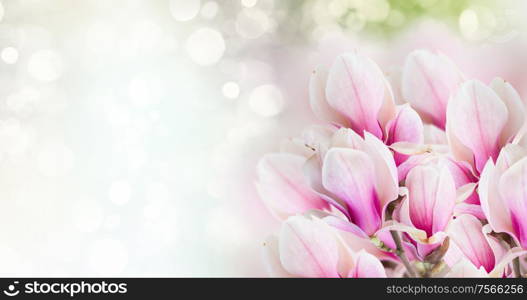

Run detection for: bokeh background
[[0, 0, 526, 276]]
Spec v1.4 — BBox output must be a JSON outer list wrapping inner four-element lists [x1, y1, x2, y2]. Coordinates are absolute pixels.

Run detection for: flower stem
[[505, 235, 522, 278], [390, 230, 417, 278], [512, 257, 522, 278]]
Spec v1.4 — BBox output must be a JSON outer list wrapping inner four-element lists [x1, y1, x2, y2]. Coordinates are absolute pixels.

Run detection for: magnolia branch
[[390, 230, 417, 278]]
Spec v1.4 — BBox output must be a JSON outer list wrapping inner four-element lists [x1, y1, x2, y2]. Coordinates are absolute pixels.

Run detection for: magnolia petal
[[262, 235, 292, 277], [490, 78, 525, 145], [279, 138, 314, 158], [479, 160, 515, 236], [443, 240, 465, 268], [349, 250, 387, 278], [456, 183, 477, 204], [386, 104, 424, 146], [498, 156, 527, 248], [447, 258, 488, 278], [377, 77, 398, 137], [256, 153, 327, 219], [397, 153, 434, 182], [424, 124, 448, 145], [301, 125, 335, 158], [482, 224, 507, 265], [406, 165, 456, 236], [309, 65, 347, 124], [390, 142, 431, 156], [402, 50, 462, 129], [448, 80, 508, 173], [454, 203, 485, 220], [326, 53, 385, 138], [323, 215, 369, 239], [382, 220, 428, 243], [496, 143, 527, 171], [363, 132, 399, 216], [385, 68, 405, 105], [279, 216, 340, 277], [330, 127, 364, 149], [489, 248, 527, 278], [447, 214, 495, 273], [303, 155, 350, 219], [322, 148, 381, 235], [446, 112, 475, 172]]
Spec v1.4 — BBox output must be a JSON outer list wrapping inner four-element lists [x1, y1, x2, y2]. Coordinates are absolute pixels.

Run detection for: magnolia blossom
[[479, 142, 527, 249], [257, 50, 527, 278], [447, 79, 525, 174], [262, 215, 386, 278], [402, 50, 464, 130]]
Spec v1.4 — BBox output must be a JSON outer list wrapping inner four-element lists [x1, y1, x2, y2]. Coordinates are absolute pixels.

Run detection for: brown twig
[[390, 230, 417, 278]]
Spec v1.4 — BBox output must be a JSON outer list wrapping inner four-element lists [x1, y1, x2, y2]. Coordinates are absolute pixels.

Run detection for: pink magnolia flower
[[310, 52, 424, 165], [262, 215, 386, 278], [479, 141, 527, 249], [304, 128, 399, 237], [402, 50, 464, 130], [447, 214, 526, 277], [402, 162, 456, 239], [258, 48, 527, 278], [255, 152, 328, 219], [447, 78, 525, 174]]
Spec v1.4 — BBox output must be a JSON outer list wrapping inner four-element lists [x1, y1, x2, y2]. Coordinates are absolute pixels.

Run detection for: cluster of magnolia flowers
[[256, 49, 527, 278]]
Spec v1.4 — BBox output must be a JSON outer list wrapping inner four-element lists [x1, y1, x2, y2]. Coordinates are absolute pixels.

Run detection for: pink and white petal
[[385, 67, 405, 105], [363, 132, 399, 214], [397, 153, 435, 182], [349, 250, 387, 278], [479, 160, 514, 235], [301, 125, 336, 158], [402, 50, 463, 129], [490, 78, 525, 145], [377, 77, 398, 138], [382, 221, 428, 244], [406, 166, 439, 235], [322, 148, 381, 235], [325, 53, 385, 138], [443, 240, 464, 267], [489, 248, 527, 277], [446, 111, 476, 171], [262, 235, 292, 277], [389, 142, 431, 156], [441, 158, 478, 188], [498, 156, 527, 248], [482, 224, 507, 265], [454, 203, 486, 220], [496, 143, 527, 171], [330, 127, 364, 149], [386, 104, 424, 145], [256, 153, 327, 219], [323, 215, 369, 239], [303, 155, 350, 219], [447, 214, 496, 273], [338, 226, 395, 262], [448, 80, 508, 173], [455, 183, 477, 204], [447, 258, 489, 278], [406, 165, 455, 236], [309, 65, 347, 125], [424, 124, 447, 145], [279, 216, 340, 277], [279, 138, 315, 158], [432, 167, 457, 233]]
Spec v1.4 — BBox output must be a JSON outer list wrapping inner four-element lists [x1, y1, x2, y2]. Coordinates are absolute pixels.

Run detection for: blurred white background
[[0, 0, 526, 276]]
